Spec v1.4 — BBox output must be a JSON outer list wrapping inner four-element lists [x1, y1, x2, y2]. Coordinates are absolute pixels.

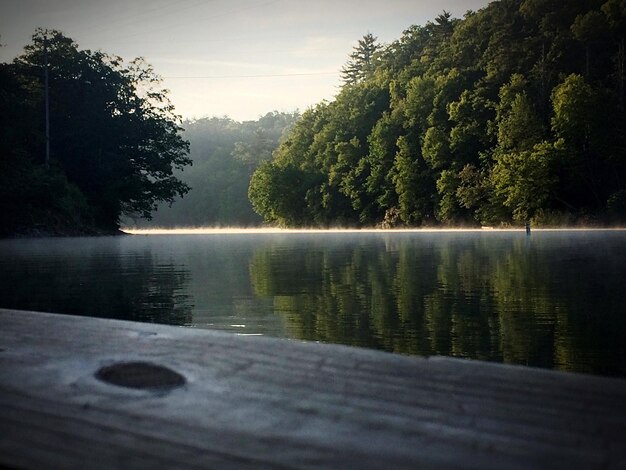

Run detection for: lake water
[[1, 230, 625, 377]]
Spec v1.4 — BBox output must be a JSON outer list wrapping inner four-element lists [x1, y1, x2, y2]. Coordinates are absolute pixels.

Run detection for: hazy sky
[[1, 0, 491, 121]]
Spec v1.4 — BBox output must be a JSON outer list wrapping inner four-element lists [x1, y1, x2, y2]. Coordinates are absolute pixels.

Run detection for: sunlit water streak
[[123, 227, 626, 235]]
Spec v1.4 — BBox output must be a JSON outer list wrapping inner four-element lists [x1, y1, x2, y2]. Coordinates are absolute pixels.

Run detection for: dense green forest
[[4, 0, 626, 235], [0, 30, 191, 236], [249, 0, 626, 227], [126, 112, 298, 228]]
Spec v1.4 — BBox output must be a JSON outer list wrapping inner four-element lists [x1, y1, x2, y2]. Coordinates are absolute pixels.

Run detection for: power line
[[163, 71, 339, 79]]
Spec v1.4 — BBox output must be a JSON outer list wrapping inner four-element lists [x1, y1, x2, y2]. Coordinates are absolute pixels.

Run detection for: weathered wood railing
[[1, 308, 625, 469]]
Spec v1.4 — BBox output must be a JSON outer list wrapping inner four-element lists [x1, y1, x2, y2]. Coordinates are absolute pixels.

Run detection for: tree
[[601, 0, 626, 106], [341, 33, 381, 86], [391, 135, 435, 225], [550, 74, 615, 209], [14, 30, 191, 230], [248, 161, 313, 226], [436, 170, 463, 222], [421, 127, 450, 169], [572, 11, 610, 79], [251, 1, 626, 228], [491, 141, 560, 222], [495, 75, 544, 152], [130, 112, 299, 228], [0, 43, 95, 235]]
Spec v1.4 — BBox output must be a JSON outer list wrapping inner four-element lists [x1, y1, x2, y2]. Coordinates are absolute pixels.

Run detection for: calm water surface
[[1, 230, 625, 377]]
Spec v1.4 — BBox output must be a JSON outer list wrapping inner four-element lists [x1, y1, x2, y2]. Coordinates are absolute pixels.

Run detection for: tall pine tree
[[340, 33, 381, 86]]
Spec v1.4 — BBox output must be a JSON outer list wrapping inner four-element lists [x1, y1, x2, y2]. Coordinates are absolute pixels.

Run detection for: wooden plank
[[0, 308, 625, 469]]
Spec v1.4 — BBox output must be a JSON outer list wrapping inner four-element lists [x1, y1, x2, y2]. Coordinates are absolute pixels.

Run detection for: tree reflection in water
[[250, 232, 626, 377], [0, 238, 192, 326], [1, 232, 623, 377]]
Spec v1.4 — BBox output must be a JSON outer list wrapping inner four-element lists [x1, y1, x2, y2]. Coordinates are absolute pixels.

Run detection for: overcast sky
[[1, 0, 491, 121]]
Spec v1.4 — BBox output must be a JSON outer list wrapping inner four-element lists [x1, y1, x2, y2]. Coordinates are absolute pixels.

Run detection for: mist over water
[[1, 230, 625, 377]]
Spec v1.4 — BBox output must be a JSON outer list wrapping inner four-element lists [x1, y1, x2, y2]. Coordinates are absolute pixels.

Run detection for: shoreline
[[122, 226, 626, 235], [1, 228, 128, 240], [4, 226, 625, 239]]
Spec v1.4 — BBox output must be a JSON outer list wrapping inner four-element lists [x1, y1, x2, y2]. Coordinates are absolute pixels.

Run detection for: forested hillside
[[127, 112, 298, 228], [249, 0, 626, 227]]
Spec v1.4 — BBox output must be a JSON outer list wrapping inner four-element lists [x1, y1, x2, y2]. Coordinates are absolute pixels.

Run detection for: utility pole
[[44, 34, 50, 169]]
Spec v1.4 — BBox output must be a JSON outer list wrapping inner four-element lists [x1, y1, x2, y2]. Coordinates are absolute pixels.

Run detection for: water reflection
[[0, 237, 193, 325], [1, 232, 624, 377], [250, 232, 626, 376]]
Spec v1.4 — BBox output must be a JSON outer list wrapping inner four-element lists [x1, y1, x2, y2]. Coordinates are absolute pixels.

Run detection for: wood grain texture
[[1, 308, 625, 469]]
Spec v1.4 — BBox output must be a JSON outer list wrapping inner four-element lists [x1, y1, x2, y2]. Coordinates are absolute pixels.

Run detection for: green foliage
[[456, 163, 510, 225], [341, 33, 382, 86], [249, 81, 390, 226], [250, 0, 626, 227], [436, 169, 463, 222], [572, 11, 609, 43], [404, 76, 436, 129], [129, 112, 298, 228], [550, 74, 625, 211], [421, 127, 450, 169], [0, 158, 94, 236], [492, 141, 561, 222], [248, 162, 316, 226], [391, 135, 432, 225], [0, 52, 94, 235], [496, 80, 544, 152], [2, 30, 192, 234], [551, 74, 598, 143]]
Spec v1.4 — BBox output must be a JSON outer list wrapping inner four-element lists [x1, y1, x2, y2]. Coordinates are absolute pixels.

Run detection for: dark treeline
[[127, 112, 298, 228], [249, 0, 626, 227], [0, 30, 191, 236]]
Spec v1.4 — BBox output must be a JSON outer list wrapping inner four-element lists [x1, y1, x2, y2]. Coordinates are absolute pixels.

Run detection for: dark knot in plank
[[96, 362, 185, 390]]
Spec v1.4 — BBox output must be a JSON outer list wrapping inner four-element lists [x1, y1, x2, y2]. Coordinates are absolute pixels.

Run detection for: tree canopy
[[340, 33, 382, 86], [1, 30, 191, 235], [128, 112, 298, 228], [249, 0, 626, 227]]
